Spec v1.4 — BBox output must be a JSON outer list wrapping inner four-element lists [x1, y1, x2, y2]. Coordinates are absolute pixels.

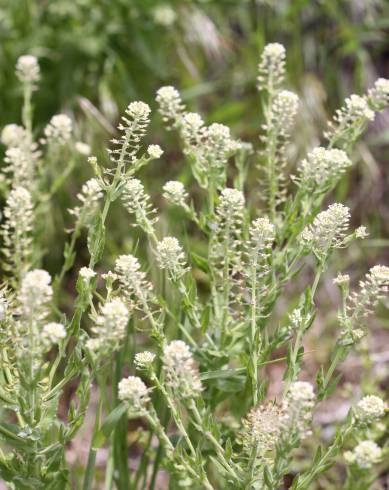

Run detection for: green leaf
[[264, 465, 274, 488], [190, 252, 210, 274], [92, 402, 128, 449]]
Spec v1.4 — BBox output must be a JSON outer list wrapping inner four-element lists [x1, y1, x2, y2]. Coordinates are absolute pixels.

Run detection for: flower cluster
[[16, 55, 40, 85], [178, 111, 238, 189], [162, 180, 189, 207], [241, 402, 288, 456], [349, 265, 389, 322], [344, 441, 382, 469], [79, 267, 96, 282], [109, 101, 151, 169], [300, 203, 350, 259], [4, 147, 33, 188], [1, 187, 34, 276], [285, 381, 315, 438], [296, 147, 352, 191], [42, 322, 66, 347], [115, 254, 153, 310], [248, 217, 275, 251], [134, 351, 156, 370], [257, 43, 286, 93], [244, 217, 275, 295], [1, 124, 27, 148], [269, 90, 299, 138], [335, 267, 389, 345], [147, 144, 163, 159], [334, 273, 350, 288], [326, 94, 375, 145], [210, 188, 245, 273], [367, 78, 389, 111], [69, 178, 103, 222], [121, 178, 158, 234], [355, 395, 386, 423], [87, 298, 129, 354], [162, 340, 202, 398], [156, 237, 188, 281], [204, 123, 235, 176], [44, 114, 73, 145], [156, 86, 185, 128], [152, 5, 177, 26], [118, 376, 150, 413], [18, 269, 53, 321], [181, 112, 204, 146]]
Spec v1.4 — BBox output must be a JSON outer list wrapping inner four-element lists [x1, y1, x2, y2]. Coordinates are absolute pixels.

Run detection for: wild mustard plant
[[0, 46, 388, 490]]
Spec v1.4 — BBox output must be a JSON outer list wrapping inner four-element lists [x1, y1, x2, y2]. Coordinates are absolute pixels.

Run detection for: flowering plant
[[0, 47, 388, 489]]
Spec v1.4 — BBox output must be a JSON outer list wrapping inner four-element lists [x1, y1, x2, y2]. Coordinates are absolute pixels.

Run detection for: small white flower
[[156, 86, 184, 127], [286, 381, 315, 438], [16, 55, 40, 84], [356, 395, 386, 422], [134, 351, 156, 369], [241, 403, 289, 455], [182, 112, 204, 134], [79, 267, 96, 280], [368, 78, 389, 110], [86, 338, 102, 352], [327, 94, 375, 143], [147, 144, 163, 159], [69, 178, 103, 220], [153, 5, 177, 26], [288, 381, 315, 406], [42, 322, 66, 345], [355, 226, 369, 239], [345, 440, 382, 469], [257, 43, 286, 91], [121, 178, 158, 234], [118, 376, 150, 412], [126, 101, 151, 119], [163, 340, 202, 398], [75, 141, 91, 155], [4, 147, 34, 188], [333, 273, 350, 286], [89, 298, 129, 353], [249, 217, 275, 247], [270, 90, 299, 136], [345, 95, 375, 121], [298, 147, 352, 189], [1, 124, 27, 148], [162, 180, 188, 206], [115, 254, 153, 306], [289, 309, 303, 329], [44, 114, 73, 144], [300, 203, 350, 256], [156, 237, 187, 280], [19, 269, 53, 319], [219, 188, 245, 209]]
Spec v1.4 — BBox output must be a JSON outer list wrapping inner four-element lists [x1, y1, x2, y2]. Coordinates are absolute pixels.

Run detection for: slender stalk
[[292, 422, 354, 490], [188, 400, 240, 483], [83, 399, 103, 490], [250, 255, 259, 406]]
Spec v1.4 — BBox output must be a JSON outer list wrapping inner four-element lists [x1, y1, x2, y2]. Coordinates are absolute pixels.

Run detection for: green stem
[[83, 399, 103, 490], [22, 83, 33, 136], [318, 345, 347, 400], [292, 422, 354, 490], [250, 257, 259, 406], [189, 400, 240, 483]]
